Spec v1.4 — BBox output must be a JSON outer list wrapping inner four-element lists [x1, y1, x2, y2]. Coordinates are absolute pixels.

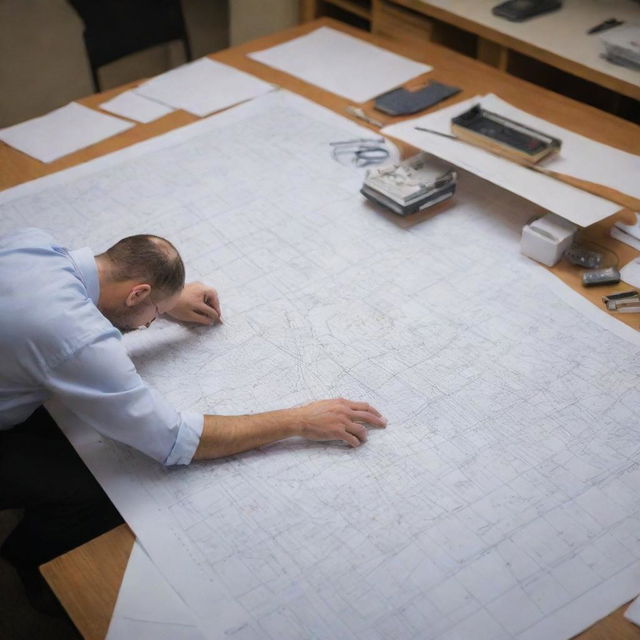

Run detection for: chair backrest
[[67, 0, 192, 91]]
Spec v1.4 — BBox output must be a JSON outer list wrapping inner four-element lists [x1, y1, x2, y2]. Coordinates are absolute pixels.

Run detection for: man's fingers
[[341, 430, 362, 448], [188, 309, 215, 326], [203, 290, 222, 321], [346, 422, 368, 443], [350, 409, 387, 428], [347, 400, 382, 418], [195, 301, 220, 323]]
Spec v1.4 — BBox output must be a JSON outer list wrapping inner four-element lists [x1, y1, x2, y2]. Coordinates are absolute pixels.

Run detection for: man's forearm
[[192, 398, 387, 460], [193, 409, 301, 460]]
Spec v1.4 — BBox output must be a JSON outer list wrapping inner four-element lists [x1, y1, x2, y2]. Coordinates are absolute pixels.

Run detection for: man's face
[[107, 289, 182, 333]]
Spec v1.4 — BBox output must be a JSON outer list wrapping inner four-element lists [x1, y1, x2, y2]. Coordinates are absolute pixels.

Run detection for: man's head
[[95, 234, 185, 332]]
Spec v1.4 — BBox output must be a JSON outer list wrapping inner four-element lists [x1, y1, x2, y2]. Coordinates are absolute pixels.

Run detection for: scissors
[[330, 138, 390, 168]]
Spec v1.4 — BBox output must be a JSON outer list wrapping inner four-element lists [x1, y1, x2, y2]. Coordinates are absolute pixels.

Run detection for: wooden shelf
[[300, 0, 372, 24]]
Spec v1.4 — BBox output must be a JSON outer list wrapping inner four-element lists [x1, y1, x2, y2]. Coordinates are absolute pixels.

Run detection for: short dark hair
[[102, 234, 185, 297]]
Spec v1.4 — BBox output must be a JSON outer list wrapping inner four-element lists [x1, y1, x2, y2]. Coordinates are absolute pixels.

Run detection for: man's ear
[[125, 283, 151, 308]]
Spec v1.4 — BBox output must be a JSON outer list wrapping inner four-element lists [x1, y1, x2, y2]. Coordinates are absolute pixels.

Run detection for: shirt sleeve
[[46, 331, 204, 465]]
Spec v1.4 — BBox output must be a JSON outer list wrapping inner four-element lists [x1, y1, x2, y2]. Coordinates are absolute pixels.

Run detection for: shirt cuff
[[164, 411, 204, 466]]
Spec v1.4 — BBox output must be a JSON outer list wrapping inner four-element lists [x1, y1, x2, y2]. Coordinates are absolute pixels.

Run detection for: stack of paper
[[135, 58, 275, 117], [100, 91, 175, 123]]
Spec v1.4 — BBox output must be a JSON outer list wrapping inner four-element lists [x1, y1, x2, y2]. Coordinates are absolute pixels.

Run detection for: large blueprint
[[1, 91, 639, 639]]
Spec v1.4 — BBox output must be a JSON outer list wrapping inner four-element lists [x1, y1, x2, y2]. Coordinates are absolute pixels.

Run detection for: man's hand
[[167, 281, 222, 326], [194, 398, 386, 460], [295, 398, 386, 447]]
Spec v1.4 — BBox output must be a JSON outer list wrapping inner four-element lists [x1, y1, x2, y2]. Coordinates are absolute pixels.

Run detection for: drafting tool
[[602, 290, 640, 311], [330, 138, 390, 168], [450, 104, 561, 163], [588, 18, 624, 35], [346, 106, 384, 128]]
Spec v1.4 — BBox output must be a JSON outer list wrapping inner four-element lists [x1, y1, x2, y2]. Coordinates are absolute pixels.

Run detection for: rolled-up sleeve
[[46, 332, 204, 465]]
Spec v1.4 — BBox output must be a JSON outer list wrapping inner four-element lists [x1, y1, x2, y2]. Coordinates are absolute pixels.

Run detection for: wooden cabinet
[[370, 0, 432, 52], [299, 0, 373, 26]]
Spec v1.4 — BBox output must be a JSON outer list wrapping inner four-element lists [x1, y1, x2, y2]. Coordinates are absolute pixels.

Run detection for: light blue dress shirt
[[0, 228, 203, 465]]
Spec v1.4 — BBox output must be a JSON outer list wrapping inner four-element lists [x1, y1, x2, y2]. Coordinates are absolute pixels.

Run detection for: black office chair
[[67, 0, 193, 92]]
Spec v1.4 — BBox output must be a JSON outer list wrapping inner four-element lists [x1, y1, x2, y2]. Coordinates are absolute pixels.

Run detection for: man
[[0, 227, 385, 612]]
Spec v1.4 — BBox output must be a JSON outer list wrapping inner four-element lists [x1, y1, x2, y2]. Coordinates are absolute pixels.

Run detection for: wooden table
[[1, 16, 637, 640]]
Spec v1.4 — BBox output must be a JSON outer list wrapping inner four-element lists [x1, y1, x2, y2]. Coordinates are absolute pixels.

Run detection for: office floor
[[0, 510, 81, 640]]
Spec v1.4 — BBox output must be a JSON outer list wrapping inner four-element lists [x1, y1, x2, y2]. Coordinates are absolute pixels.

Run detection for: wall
[[0, 0, 229, 127], [230, 0, 298, 45]]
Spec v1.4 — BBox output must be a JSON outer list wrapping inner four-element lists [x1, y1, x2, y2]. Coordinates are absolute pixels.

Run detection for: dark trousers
[[0, 407, 124, 569]]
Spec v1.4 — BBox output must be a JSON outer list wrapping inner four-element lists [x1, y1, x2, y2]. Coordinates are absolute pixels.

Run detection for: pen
[[414, 126, 458, 140], [587, 18, 623, 34]]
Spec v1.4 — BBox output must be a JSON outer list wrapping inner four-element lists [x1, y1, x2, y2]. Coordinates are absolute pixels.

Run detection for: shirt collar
[[69, 248, 100, 304]]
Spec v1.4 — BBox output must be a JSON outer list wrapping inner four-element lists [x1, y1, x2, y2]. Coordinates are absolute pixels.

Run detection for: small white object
[[620, 256, 640, 288], [100, 90, 174, 123], [0, 102, 133, 163], [520, 212, 577, 266], [625, 595, 640, 627], [611, 213, 640, 251], [135, 58, 275, 117], [601, 24, 640, 69]]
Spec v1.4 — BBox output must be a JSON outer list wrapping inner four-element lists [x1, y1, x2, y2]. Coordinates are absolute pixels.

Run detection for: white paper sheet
[[4, 91, 640, 640], [100, 90, 175, 123], [134, 58, 275, 117], [626, 595, 640, 627], [249, 26, 432, 103], [382, 94, 632, 227], [106, 542, 204, 640], [0, 102, 134, 163]]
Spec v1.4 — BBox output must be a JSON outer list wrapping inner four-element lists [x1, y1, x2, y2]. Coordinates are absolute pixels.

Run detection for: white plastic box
[[520, 213, 577, 267]]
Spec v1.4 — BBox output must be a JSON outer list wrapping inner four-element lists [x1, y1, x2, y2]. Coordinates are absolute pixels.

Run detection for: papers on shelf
[[382, 94, 640, 227], [134, 58, 275, 117], [0, 102, 133, 163], [248, 26, 432, 103], [99, 90, 175, 123]]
